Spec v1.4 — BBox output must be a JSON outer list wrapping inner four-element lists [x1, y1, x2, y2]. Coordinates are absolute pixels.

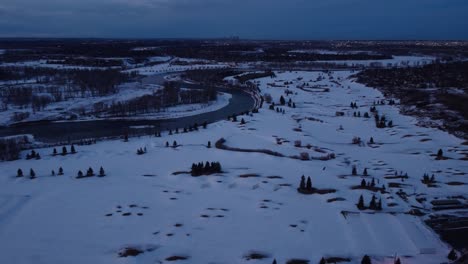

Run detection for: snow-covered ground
[[0, 70, 466, 264]]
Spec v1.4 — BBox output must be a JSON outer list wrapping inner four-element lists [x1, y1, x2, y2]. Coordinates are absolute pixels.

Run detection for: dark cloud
[[0, 0, 467, 39]]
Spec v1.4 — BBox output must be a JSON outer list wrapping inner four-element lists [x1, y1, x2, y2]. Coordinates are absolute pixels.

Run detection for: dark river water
[[0, 73, 255, 143]]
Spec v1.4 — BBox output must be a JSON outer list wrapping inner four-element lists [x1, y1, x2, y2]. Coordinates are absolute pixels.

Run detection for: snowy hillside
[[0, 70, 466, 264]]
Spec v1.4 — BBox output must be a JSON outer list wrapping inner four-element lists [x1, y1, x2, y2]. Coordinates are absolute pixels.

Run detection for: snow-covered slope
[[0, 70, 466, 264]]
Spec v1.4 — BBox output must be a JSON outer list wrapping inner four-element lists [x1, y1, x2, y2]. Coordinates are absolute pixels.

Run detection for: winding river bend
[[0, 73, 255, 143]]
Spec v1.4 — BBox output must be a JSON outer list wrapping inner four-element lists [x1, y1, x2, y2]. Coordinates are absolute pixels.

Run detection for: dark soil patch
[[122, 212, 131, 216], [267, 176, 283, 179], [388, 182, 411, 188], [351, 185, 385, 192], [446, 181, 467, 186], [172, 171, 190, 175], [239, 173, 260, 178], [105, 213, 112, 217], [327, 197, 346, 203], [325, 257, 351, 263], [175, 223, 183, 227], [286, 259, 309, 264], [119, 247, 144, 257], [298, 187, 336, 195], [166, 255, 189, 261], [244, 251, 270, 260]]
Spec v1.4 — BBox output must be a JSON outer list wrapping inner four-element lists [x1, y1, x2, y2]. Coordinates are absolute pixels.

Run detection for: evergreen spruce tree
[[166, 141, 169, 147], [437, 149, 443, 158], [357, 195, 365, 209], [87, 167, 94, 176], [369, 137, 374, 144], [173, 141, 177, 148], [363, 168, 368, 176], [71, 144, 76, 154], [30, 169, 36, 179], [352, 165, 357, 176], [17, 168, 23, 177], [207, 141, 211, 148], [77, 170, 84, 178], [280, 95, 286, 105], [371, 178, 375, 187], [394, 257, 401, 264], [240, 118, 246, 125], [51, 170, 55, 176], [319, 257, 326, 264], [306, 176, 312, 191], [299, 175, 306, 190], [58, 167, 64, 175], [53, 148, 57, 156], [62, 146, 67, 156], [272, 259, 277, 264], [361, 255, 371, 264], [99, 167, 105, 177], [369, 195, 377, 210], [361, 179, 366, 187]]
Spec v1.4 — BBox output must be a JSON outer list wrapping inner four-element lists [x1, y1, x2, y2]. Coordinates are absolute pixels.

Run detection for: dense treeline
[[355, 61, 468, 90], [46, 58, 124, 67], [354, 61, 468, 137], [0, 136, 30, 161], [182, 69, 240, 85], [106, 82, 217, 117], [0, 68, 134, 109]]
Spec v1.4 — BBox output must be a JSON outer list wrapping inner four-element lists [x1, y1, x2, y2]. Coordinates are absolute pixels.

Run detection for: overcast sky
[[0, 0, 467, 39]]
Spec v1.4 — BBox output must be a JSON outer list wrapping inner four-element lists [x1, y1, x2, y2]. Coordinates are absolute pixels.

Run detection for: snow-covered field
[[0, 70, 466, 264]]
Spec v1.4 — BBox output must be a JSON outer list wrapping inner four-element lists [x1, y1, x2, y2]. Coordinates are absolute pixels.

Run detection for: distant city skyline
[[0, 0, 467, 40]]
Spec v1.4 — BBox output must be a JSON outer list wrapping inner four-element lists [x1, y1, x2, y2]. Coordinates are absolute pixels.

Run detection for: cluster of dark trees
[[422, 173, 436, 185], [269, 103, 286, 114], [353, 111, 370, 118], [191, 161, 222, 176], [156, 44, 391, 63], [281, 96, 296, 108], [352, 166, 368, 176], [357, 194, 383, 211], [105, 82, 217, 117], [136, 147, 147, 155], [16, 168, 36, 179], [25, 150, 41, 160], [46, 58, 123, 67], [0, 136, 28, 161], [182, 69, 240, 85], [355, 61, 468, 91], [77, 167, 105, 178], [235, 71, 276, 84], [53, 145, 76, 156], [17, 166, 64, 178], [297, 175, 313, 192], [166, 141, 179, 148], [1, 68, 134, 113], [355, 61, 468, 136], [168, 122, 208, 136]]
